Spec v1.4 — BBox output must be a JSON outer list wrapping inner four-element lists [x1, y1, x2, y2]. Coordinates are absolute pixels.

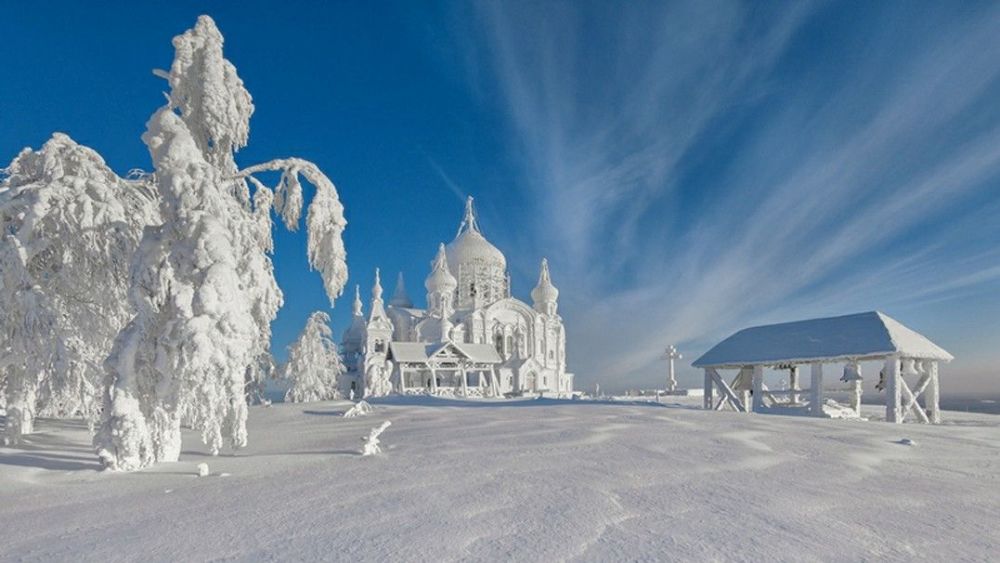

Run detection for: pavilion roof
[[692, 311, 953, 369], [388, 341, 502, 364]]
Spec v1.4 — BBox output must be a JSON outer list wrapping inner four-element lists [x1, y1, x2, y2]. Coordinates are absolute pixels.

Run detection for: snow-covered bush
[[282, 312, 344, 403], [361, 421, 391, 456], [94, 16, 348, 471], [0, 135, 158, 444], [343, 400, 373, 418]]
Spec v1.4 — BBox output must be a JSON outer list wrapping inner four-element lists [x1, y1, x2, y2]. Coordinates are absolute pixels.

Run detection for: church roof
[[692, 311, 953, 368], [446, 196, 506, 274]]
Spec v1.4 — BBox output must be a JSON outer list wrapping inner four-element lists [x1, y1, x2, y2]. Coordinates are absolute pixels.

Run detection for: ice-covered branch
[[234, 158, 348, 304]]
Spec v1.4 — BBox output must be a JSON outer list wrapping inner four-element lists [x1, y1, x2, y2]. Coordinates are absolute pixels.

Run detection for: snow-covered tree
[[282, 311, 344, 403], [0, 135, 158, 444], [361, 421, 391, 456], [94, 16, 348, 471]]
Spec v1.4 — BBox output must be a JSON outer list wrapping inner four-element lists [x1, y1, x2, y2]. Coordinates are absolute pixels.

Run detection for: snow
[[693, 311, 953, 368], [2, 398, 998, 560], [343, 400, 373, 418]]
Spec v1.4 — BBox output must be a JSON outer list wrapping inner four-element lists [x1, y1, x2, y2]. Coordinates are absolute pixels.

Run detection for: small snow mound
[[361, 421, 391, 456], [197, 463, 210, 477], [344, 400, 374, 418], [896, 438, 917, 447], [219, 472, 231, 478]]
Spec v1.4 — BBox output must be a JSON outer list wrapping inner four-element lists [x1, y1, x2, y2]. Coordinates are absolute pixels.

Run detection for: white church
[[341, 197, 574, 398]]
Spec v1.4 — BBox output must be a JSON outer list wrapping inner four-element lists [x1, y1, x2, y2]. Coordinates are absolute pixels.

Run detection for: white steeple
[[390, 272, 413, 308], [531, 258, 559, 315], [369, 268, 389, 323], [352, 284, 363, 316], [425, 243, 457, 317], [342, 284, 367, 348]]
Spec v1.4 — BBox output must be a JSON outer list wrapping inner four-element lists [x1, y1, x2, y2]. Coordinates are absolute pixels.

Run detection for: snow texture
[[282, 312, 344, 403], [361, 420, 391, 456], [1, 398, 998, 561], [343, 400, 373, 418]]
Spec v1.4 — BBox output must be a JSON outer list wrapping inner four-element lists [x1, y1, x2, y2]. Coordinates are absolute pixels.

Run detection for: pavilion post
[[751, 365, 765, 413], [925, 361, 941, 424], [809, 363, 824, 417], [399, 366, 407, 394], [430, 366, 438, 393], [885, 357, 902, 423], [460, 365, 468, 397], [789, 366, 800, 404], [703, 369, 714, 410]]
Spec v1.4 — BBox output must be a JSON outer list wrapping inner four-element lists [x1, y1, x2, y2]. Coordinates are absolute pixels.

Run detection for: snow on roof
[[388, 341, 502, 364], [450, 342, 503, 364], [692, 311, 953, 368]]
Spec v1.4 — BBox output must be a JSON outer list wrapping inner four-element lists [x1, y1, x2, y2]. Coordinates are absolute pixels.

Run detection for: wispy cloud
[[426, 156, 468, 203], [457, 1, 1000, 392]]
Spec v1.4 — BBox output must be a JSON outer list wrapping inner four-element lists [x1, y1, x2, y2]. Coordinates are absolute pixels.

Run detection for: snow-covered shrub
[[94, 16, 348, 471], [343, 400, 373, 418], [0, 135, 159, 444], [282, 312, 344, 403], [361, 421, 391, 456]]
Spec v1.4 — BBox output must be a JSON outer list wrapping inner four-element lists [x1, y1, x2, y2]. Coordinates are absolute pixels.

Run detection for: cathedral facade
[[342, 197, 574, 398]]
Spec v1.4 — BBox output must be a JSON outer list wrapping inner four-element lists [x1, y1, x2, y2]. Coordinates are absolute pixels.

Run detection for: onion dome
[[342, 285, 366, 344], [425, 243, 458, 293], [445, 196, 506, 274], [389, 272, 413, 308], [531, 258, 559, 304]]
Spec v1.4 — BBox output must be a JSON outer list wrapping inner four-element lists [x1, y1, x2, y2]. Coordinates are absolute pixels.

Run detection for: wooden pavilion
[[692, 311, 953, 423]]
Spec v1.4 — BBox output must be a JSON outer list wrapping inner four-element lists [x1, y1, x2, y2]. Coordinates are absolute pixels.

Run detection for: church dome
[[531, 258, 559, 304], [445, 197, 506, 274], [425, 243, 458, 293]]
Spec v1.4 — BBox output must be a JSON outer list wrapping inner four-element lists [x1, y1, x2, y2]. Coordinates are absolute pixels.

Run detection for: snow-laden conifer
[[0, 135, 158, 444], [282, 312, 344, 403], [94, 16, 348, 470]]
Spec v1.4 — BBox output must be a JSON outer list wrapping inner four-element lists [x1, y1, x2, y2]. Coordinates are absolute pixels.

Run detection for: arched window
[[495, 333, 504, 354], [374, 339, 385, 353]]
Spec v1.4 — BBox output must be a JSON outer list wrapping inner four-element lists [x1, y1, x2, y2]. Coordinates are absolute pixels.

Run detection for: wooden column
[[430, 365, 438, 393], [789, 366, 800, 404], [925, 361, 941, 424], [751, 365, 765, 413], [460, 365, 468, 397], [399, 366, 407, 394], [885, 357, 902, 423], [810, 363, 824, 417], [703, 369, 714, 410]]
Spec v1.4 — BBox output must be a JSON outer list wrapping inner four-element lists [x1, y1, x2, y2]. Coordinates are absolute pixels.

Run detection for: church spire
[[456, 195, 481, 237], [369, 268, 388, 322], [372, 268, 383, 302], [352, 284, 363, 317], [531, 258, 559, 315], [390, 272, 413, 308], [425, 243, 457, 318]]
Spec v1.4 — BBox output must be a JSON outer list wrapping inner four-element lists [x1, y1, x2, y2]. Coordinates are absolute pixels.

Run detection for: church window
[[374, 339, 385, 353], [495, 333, 504, 354]]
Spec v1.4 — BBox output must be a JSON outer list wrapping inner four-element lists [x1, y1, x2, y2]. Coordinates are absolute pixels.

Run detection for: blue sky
[[3, 1, 999, 394]]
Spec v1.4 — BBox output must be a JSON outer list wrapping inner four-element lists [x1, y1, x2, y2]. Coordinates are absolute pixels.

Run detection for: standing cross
[[664, 345, 683, 393]]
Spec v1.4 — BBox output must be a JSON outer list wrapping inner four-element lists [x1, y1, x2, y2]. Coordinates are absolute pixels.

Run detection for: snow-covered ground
[[1, 397, 998, 561]]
